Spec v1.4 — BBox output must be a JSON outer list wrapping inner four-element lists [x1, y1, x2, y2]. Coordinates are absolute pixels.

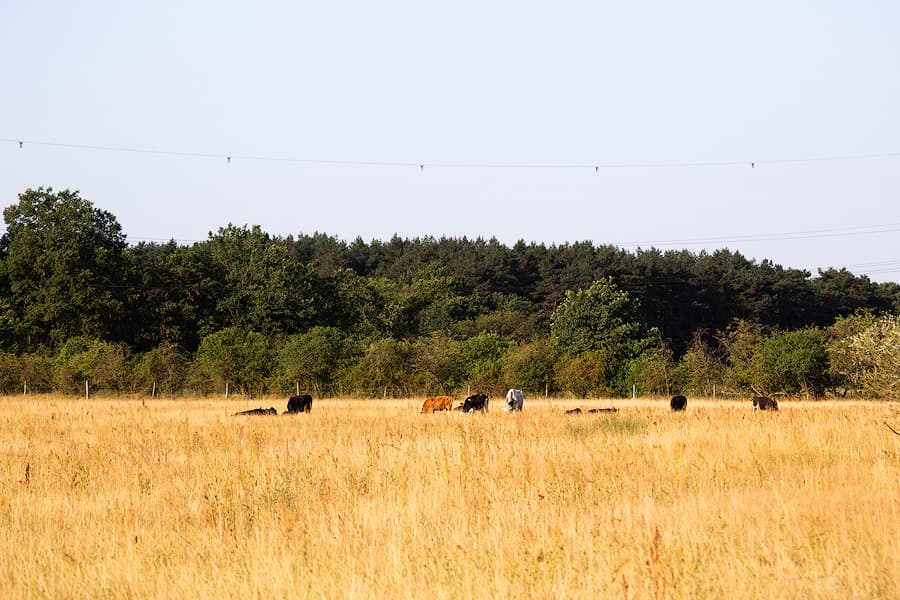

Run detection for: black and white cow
[[460, 393, 489, 413], [505, 389, 524, 412], [286, 394, 313, 414]]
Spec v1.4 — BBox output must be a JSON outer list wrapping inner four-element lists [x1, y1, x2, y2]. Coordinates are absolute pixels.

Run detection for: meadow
[[1, 396, 897, 599]]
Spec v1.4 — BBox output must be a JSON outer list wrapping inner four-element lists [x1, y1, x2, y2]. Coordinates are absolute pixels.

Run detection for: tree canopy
[[0, 188, 128, 349], [1, 187, 898, 398]]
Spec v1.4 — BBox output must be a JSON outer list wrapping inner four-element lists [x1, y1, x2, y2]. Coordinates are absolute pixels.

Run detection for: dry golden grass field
[[1, 396, 898, 599]]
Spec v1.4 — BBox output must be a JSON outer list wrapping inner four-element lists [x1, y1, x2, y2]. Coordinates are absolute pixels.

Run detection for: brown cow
[[421, 396, 453, 413]]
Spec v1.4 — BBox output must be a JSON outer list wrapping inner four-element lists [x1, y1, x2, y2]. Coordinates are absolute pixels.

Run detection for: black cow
[[670, 395, 687, 411], [565, 408, 583, 414], [233, 407, 278, 416], [752, 396, 778, 411], [460, 393, 489, 413], [287, 394, 313, 414], [588, 408, 618, 414]]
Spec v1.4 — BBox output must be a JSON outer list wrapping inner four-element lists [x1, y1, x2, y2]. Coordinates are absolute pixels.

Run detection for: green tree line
[[1, 188, 898, 398]]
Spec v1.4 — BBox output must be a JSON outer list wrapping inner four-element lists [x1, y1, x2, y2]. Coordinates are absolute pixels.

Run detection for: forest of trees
[[1, 187, 898, 399]]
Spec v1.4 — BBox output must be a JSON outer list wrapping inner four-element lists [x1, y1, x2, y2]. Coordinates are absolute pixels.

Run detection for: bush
[[555, 350, 618, 398], [459, 332, 509, 394], [53, 337, 131, 394], [275, 327, 352, 396], [190, 328, 272, 396], [678, 331, 725, 396], [754, 328, 831, 398], [622, 346, 679, 397], [830, 313, 900, 398], [500, 339, 557, 397], [133, 341, 187, 396], [0, 352, 22, 393], [411, 333, 464, 395], [339, 338, 413, 397], [21, 353, 54, 393]]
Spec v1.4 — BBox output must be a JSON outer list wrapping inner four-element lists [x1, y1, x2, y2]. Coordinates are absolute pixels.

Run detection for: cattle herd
[[232, 391, 782, 416], [232, 394, 312, 416], [565, 407, 618, 414]]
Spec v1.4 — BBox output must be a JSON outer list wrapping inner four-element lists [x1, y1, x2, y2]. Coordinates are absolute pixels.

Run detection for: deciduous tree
[[550, 277, 651, 359], [832, 314, 900, 398], [0, 188, 128, 349], [191, 327, 272, 396]]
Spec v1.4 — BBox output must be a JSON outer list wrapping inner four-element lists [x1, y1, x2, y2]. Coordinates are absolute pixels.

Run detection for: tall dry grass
[[0, 396, 897, 599]]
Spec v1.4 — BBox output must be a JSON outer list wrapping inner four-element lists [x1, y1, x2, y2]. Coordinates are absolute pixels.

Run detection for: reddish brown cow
[[421, 395, 453, 413]]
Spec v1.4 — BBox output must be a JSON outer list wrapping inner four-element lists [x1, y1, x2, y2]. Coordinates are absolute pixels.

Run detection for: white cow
[[505, 388, 524, 412]]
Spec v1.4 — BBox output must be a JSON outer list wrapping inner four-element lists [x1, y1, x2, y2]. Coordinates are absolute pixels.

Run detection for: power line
[[612, 223, 900, 247], [836, 259, 900, 269], [4, 137, 900, 170]]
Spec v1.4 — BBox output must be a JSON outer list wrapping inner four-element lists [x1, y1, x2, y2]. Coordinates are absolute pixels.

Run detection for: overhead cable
[[4, 137, 900, 170]]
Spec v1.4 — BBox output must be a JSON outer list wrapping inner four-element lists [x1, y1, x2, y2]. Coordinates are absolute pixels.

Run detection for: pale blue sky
[[2, 1, 899, 281]]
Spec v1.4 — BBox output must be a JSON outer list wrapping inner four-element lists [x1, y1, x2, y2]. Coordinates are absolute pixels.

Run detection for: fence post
[[632, 384, 636, 399], [24, 380, 27, 395], [226, 382, 229, 399], [151, 381, 156, 398], [85, 379, 90, 400], [296, 381, 300, 396]]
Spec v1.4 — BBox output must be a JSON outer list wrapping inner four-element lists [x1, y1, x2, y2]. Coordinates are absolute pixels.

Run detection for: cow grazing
[[588, 408, 618, 414], [565, 408, 583, 414], [233, 407, 278, 416], [670, 395, 687, 411], [421, 395, 454, 413], [460, 393, 489, 413], [505, 389, 525, 412], [752, 396, 778, 411], [287, 394, 313, 414]]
